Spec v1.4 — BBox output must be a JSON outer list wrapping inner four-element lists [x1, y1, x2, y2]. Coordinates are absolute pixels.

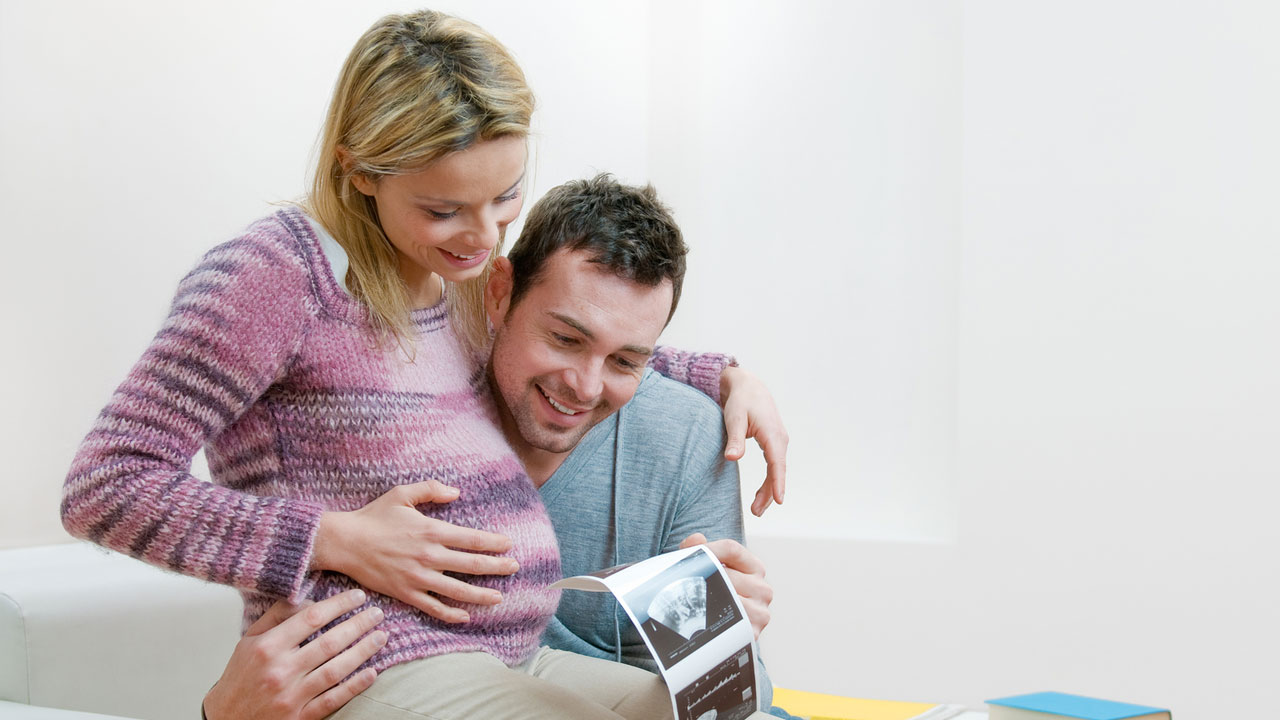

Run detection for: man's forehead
[[517, 249, 673, 342]]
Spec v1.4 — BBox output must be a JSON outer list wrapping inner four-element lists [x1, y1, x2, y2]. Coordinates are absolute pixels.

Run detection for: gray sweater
[[539, 369, 775, 708]]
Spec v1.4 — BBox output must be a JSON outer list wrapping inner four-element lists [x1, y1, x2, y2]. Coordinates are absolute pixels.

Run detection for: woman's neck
[[399, 260, 445, 308]]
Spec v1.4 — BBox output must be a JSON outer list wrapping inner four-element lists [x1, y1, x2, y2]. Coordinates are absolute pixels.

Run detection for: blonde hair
[[305, 10, 534, 352]]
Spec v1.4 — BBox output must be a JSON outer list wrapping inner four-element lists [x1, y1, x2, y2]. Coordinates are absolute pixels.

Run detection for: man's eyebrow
[[549, 312, 653, 356], [550, 312, 594, 339], [415, 173, 525, 206]]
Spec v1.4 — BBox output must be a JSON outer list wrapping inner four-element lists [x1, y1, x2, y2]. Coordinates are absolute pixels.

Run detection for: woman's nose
[[468, 208, 502, 251]]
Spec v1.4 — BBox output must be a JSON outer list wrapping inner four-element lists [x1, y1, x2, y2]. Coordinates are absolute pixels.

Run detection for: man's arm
[[662, 400, 779, 712], [649, 412, 773, 641], [203, 589, 385, 720]]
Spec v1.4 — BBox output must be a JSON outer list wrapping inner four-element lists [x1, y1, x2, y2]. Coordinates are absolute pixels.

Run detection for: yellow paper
[[772, 687, 938, 720]]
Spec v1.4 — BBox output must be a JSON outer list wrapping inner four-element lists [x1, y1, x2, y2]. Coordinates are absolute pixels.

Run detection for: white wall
[[955, 0, 1280, 712], [3, 2, 1278, 719], [649, 0, 962, 543], [747, 3, 1280, 719]]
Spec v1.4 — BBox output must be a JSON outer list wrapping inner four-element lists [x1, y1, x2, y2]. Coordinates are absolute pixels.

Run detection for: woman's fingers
[[426, 520, 516, 556], [722, 404, 749, 461], [750, 442, 787, 516], [317, 487, 520, 616], [416, 567, 506, 606], [407, 589, 472, 624], [391, 479, 461, 506], [717, 366, 790, 516], [418, 539, 519, 577]]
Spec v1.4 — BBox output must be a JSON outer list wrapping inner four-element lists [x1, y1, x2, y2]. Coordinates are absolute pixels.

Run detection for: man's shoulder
[[624, 369, 727, 439], [632, 369, 723, 414]]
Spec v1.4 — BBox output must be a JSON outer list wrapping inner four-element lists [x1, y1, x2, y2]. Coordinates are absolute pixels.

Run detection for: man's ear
[[485, 256, 515, 327], [336, 146, 376, 196]]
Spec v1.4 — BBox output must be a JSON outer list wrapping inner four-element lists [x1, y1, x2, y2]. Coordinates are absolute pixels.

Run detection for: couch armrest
[[0, 542, 242, 720], [0, 699, 140, 720]]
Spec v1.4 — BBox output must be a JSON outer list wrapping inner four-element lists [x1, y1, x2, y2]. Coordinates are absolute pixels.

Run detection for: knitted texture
[[61, 208, 562, 670], [648, 346, 736, 405]]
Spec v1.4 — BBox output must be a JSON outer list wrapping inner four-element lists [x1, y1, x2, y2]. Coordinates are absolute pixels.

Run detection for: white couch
[[0, 542, 243, 719]]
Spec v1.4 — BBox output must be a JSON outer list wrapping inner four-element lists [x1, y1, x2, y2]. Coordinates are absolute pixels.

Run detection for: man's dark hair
[[507, 174, 687, 322]]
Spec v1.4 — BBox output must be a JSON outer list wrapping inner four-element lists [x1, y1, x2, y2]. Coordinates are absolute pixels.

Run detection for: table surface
[[933, 709, 989, 720]]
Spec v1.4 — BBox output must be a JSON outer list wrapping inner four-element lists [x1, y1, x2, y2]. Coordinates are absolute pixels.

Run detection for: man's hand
[[719, 366, 789, 516], [680, 533, 773, 640], [312, 480, 518, 623], [203, 589, 386, 720]]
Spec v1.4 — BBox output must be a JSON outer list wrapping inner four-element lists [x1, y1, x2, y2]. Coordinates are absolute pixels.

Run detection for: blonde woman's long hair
[[305, 10, 534, 353]]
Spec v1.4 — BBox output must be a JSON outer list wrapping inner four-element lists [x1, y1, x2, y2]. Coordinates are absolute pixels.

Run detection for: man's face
[[487, 249, 674, 460]]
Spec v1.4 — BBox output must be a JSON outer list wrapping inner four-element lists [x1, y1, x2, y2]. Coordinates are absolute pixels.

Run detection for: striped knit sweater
[[61, 207, 730, 671]]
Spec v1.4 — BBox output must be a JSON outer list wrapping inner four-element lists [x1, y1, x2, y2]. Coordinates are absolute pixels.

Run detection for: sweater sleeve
[[61, 222, 325, 602], [646, 346, 737, 404]]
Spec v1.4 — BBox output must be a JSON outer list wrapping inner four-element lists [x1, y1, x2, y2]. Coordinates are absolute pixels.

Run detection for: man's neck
[[496, 417, 570, 488], [514, 446, 568, 488]]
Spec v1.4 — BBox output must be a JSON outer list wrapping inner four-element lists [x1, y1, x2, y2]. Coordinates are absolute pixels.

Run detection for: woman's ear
[[485, 257, 515, 328], [336, 146, 376, 196]]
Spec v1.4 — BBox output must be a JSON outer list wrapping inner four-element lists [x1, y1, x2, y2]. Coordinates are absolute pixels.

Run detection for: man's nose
[[564, 359, 604, 404]]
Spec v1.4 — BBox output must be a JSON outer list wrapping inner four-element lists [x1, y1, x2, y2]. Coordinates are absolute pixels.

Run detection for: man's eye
[[614, 357, 639, 371], [552, 334, 577, 345]]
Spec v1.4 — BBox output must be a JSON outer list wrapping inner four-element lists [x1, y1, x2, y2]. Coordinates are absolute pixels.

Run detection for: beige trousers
[[328, 647, 773, 720]]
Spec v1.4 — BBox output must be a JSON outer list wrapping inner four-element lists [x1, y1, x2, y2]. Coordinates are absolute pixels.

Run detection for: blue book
[[987, 692, 1171, 720]]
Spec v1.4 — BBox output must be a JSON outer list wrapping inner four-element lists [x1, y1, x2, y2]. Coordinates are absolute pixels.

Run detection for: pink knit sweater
[[61, 207, 730, 671]]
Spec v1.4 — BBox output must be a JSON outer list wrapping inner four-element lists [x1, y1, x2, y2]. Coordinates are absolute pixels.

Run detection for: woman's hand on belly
[[311, 480, 518, 623]]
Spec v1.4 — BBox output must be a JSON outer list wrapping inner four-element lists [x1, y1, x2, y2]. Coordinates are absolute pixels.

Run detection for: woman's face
[[352, 135, 527, 304]]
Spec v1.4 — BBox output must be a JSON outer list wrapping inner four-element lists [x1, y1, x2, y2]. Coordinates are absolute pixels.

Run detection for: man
[[203, 175, 787, 719]]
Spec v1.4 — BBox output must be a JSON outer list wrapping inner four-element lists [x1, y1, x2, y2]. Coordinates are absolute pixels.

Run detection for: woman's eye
[[426, 208, 459, 220], [497, 188, 521, 204]]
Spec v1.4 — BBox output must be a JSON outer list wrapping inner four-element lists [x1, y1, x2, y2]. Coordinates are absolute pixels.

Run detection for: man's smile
[[537, 384, 590, 417]]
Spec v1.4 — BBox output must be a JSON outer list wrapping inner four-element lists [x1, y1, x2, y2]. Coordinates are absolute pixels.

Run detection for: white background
[[2, 1, 1278, 718]]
